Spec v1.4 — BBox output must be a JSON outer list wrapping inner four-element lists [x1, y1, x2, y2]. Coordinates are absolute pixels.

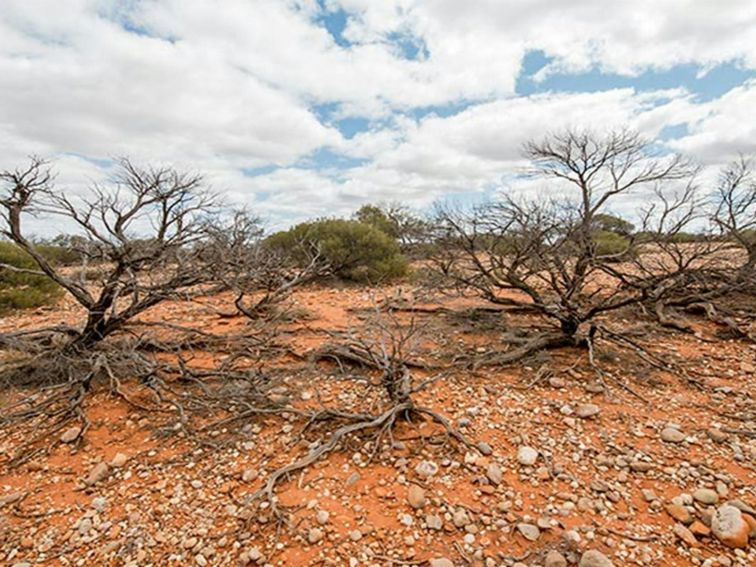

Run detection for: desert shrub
[[433, 129, 701, 340], [735, 228, 756, 248], [266, 219, 408, 282], [0, 241, 62, 312], [669, 232, 708, 243], [634, 231, 709, 244], [354, 204, 399, 239], [593, 230, 634, 259], [591, 213, 635, 236], [354, 203, 433, 257], [1, 158, 219, 351], [35, 243, 82, 265]]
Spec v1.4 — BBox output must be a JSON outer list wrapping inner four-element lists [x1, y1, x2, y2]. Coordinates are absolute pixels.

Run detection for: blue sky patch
[[296, 148, 368, 171], [242, 165, 279, 177], [386, 30, 430, 61], [516, 50, 755, 102], [315, 1, 351, 48], [410, 99, 477, 121], [658, 123, 690, 141], [312, 102, 373, 138]]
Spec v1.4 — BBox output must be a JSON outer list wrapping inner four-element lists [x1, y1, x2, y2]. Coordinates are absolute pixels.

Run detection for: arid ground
[[0, 284, 754, 567]]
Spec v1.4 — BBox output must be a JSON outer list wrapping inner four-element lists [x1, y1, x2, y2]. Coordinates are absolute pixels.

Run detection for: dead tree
[[251, 302, 474, 521], [204, 210, 329, 320], [0, 157, 219, 357], [604, 184, 730, 332], [313, 305, 430, 406], [626, 157, 756, 338], [651, 156, 756, 339], [712, 155, 756, 280], [0, 157, 233, 464], [432, 129, 703, 364]]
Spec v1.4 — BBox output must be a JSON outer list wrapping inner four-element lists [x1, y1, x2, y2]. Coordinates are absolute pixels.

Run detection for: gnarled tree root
[[249, 402, 475, 522], [654, 301, 695, 334], [311, 342, 434, 370], [471, 332, 579, 369], [684, 301, 755, 342]]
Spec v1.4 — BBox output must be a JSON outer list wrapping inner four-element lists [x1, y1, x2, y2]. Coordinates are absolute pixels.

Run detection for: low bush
[[36, 243, 82, 265], [266, 219, 408, 282], [736, 228, 756, 248], [592, 230, 634, 259], [0, 242, 63, 312]]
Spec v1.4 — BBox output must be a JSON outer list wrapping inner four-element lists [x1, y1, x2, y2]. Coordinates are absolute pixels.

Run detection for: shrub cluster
[[592, 230, 634, 259], [266, 218, 408, 282], [0, 242, 63, 312]]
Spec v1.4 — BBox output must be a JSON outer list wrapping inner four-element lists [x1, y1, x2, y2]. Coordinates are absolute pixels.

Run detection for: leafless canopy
[[204, 210, 329, 319], [0, 157, 219, 351], [712, 155, 756, 273], [0, 160, 295, 466], [432, 128, 710, 348]]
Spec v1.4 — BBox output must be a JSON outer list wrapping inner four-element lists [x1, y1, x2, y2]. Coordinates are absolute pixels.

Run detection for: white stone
[[517, 446, 538, 466]]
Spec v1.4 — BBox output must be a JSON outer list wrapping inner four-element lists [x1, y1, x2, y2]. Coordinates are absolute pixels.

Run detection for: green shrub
[[737, 228, 756, 247], [35, 244, 82, 266], [266, 219, 408, 282], [669, 232, 707, 243], [591, 213, 635, 236], [353, 203, 433, 257], [0, 242, 63, 312], [634, 231, 709, 244], [592, 231, 633, 259], [353, 205, 399, 240]]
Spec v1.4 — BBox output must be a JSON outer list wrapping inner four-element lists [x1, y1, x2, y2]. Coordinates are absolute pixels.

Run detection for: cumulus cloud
[[0, 0, 754, 235], [334, 0, 756, 84], [0, 1, 341, 169], [669, 79, 756, 163], [253, 89, 704, 212]]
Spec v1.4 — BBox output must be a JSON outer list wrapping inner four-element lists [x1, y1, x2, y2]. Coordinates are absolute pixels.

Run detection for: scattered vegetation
[[432, 130, 702, 355], [712, 155, 756, 278], [0, 129, 755, 545], [205, 210, 330, 319], [254, 304, 472, 520], [0, 157, 220, 357], [591, 230, 634, 259]]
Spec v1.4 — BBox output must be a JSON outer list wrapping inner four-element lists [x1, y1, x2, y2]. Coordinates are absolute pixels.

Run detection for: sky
[[1, 0, 756, 234]]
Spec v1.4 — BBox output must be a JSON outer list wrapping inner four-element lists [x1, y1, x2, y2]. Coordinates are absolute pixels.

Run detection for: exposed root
[[471, 332, 577, 369], [598, 325, 707, 390], [310, 341, 433, 371], [585, 328, 647, 403], [0, 336, 279, 467], [249, 401, 475, 522], [654, 300, 695, 334], [722, 428, 756, 438], [598, 327, 669, 371], [684, 301, 756, 342], [0, 325, 80, 351], [0, 354, 105, 467], [507, 364, 553, 390], [604, 526, 659, 542]]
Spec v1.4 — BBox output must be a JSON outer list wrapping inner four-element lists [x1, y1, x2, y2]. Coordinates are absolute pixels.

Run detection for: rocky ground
[[0, 285, 754, 566]]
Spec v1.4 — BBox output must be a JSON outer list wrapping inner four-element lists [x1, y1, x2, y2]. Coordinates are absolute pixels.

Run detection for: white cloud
[[333, 0, 756, 82], [0, 0, 341, 170], [1, 0, 755, 235], [669, 79, 756, 163], [250, 88, 714, 220]]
